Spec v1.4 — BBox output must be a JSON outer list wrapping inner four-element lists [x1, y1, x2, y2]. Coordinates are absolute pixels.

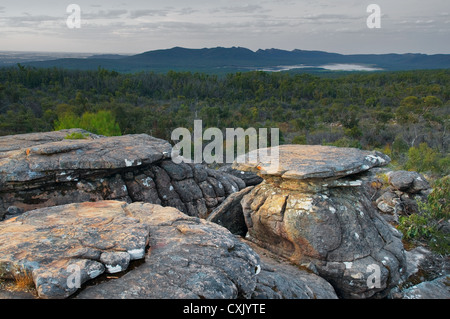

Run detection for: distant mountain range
[[2, 47, 450, 74]]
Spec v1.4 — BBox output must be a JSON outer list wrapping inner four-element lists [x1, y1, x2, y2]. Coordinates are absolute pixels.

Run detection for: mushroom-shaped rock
[[233, 144, 390, 180], [234, 144, 406, 299]]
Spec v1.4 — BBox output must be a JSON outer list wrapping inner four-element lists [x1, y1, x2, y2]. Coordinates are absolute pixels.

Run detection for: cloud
[[129, 9, 168, 19], [211, 4, 268, 15], [177, 7, 198, 16], [0, 13, 61, 28], [83, 9, 128, 20]]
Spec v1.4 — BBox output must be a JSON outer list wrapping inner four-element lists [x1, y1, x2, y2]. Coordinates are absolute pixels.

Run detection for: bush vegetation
[[398, 176, 449, 254], [0, 66, 448, 177]]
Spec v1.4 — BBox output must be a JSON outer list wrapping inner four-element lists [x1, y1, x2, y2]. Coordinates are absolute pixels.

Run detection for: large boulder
[[375, 170, 432, 223], [0, 201, 149, 298], [235, 144, 407, 298], [0, 129, 247, 219], [0, 200, 338, 299]]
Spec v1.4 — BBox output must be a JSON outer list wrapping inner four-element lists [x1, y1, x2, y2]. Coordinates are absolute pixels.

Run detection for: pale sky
[[0, 0, 449, 54]]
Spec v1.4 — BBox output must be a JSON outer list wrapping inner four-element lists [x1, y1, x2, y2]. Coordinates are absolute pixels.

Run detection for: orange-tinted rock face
[[236, 145, 406, 298]]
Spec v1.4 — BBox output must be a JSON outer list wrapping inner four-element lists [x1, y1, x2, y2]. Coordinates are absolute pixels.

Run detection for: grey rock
[[236, 144, 406, 298], [218, 164, 263, 186], [388, 170, 431, 193], [207, 186, 254, 236], [75, 202, 262, 299], [233, 144, 390, 180], [0, 131, 171, 185], [246, 241, 338, 299], [0, 201, 150, 298], [100, 252, 131, 274], [400, 276, 450, 299], [160, 160, 193, 181]]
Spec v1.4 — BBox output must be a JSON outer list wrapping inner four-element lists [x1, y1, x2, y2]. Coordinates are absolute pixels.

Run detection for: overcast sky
[[0, 0, 449, 54]]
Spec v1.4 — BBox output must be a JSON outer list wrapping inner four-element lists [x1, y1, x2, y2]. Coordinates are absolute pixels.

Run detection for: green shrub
[[398, 176, 449, 254], [55, 110, 121, 136], [405, 143, 449, 175]]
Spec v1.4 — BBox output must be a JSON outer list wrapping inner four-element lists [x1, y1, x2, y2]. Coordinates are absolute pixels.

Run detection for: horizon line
[[1, 46, 449, 57]]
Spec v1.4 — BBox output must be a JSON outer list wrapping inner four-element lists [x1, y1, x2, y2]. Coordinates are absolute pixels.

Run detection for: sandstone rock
[[0, 130, 171, 184], [0, 130, 248, 219], [207, 186, 254, 236], [0, 201, 273, 299], [0, 129, 100, 152], [235, 144, 406, 298], [399, 276, 450, 299], [374, 171, 432, 223], [233, 144, 390, 180], [0, 201, 150, 298], [403, 246, 450, 286], [246, 241, 338, 299], [75, 202, 262, 299], [218, 164, 263, 186], [388, 170, 430, 193]]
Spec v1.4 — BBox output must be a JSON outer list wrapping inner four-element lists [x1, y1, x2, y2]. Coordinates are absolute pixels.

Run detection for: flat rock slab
[[75, 202, 262, 299], [233, 144, 390, 180], [400, 276, 450, 299], [0, 129, 172, 185], [0, 201, 150, 298], [3, 200, 310, 299], [0, 129, 100, 153]]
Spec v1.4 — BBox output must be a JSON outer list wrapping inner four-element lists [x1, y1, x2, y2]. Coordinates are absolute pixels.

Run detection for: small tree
[[405, 143, 448, 174], [55, 110, 121, 136]]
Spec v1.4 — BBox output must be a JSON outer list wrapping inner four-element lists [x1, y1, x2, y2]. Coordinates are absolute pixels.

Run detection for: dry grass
[[12, 268, 35, 291]]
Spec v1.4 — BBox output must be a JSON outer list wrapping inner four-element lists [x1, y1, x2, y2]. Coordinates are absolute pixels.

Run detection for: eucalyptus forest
[[0, 66, 448, 177]]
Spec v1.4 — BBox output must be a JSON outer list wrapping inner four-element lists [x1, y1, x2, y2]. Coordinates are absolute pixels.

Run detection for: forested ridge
[[0, 66, 448, 176]]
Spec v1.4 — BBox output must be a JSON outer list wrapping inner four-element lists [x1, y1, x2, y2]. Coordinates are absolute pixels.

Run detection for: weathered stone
[[160, 160, 193, 181], [0, 201, 150, 298], [100, 252, 131, 274], [0, 129, 251, 218], [245, 241, 338, 299], [125, 174, 161, 204], [218, 164, 263, 186], [0, 130, 171, 186], [189, 163, 209, 183], [233, 144, 390, 180], [172, 179, 204, 203], [75, 202, 262, 299], [399, 276, 450, 299], [207, 186, 254, 236], [0, 129, 100, 153], [236, 144, 406, 298], [388, 170, 431, 193]]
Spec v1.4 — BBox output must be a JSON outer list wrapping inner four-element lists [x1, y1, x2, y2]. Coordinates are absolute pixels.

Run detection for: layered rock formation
[[234, 145, 407, 298], [2, 130, 444, 299], [0, 200, 337, 299], [0, 129, 246, 220]]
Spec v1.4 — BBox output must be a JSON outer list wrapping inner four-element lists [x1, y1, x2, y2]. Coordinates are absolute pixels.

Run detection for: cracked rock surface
[[0, 129, 247, 219], [0, 200, 338, 299], [0, 201, 149, 298], [235, 144, 407, 298]]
